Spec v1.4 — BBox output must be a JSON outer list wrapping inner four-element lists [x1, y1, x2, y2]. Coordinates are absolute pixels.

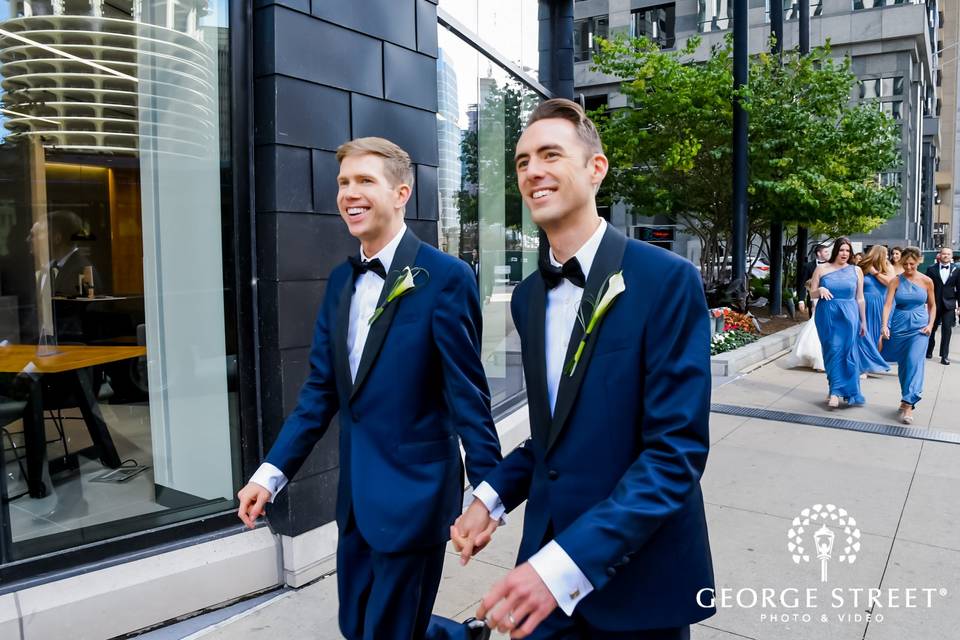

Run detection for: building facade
[[574, 0, 957, 253], [0, 1, 568, 636]]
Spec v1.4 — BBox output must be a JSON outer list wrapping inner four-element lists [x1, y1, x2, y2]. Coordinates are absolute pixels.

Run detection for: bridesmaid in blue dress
[[861, 245, 898, 350], [880, 247, 937, 424], [810, 238, 888, 409]]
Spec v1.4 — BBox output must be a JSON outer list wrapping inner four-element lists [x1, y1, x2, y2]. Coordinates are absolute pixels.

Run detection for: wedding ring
[[508, 613, 516, 626]]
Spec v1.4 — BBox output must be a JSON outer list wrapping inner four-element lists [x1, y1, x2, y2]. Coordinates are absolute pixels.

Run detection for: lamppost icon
[[813, 524, 835, 583]]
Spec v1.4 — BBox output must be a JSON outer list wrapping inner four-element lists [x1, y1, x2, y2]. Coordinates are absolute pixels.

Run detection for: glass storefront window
[[438, 0, 540, 82], [0, 0, 237, 563], [437, 24, 543, 408]]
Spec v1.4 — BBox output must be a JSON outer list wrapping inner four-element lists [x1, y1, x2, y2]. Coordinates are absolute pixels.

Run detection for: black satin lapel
[[523, 274, 551, 448], [548, 225, 628, 452], [351, 229, 422, 399], [334, 275, 354, 400]]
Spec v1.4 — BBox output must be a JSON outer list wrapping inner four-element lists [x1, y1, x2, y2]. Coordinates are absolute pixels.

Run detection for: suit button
[[548, 470, 559, 480], [606, 567, 617, 577], [621, 555, 630, 565]]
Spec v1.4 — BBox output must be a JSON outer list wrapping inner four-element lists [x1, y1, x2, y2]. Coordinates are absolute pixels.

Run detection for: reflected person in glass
[[236, 137, 502, 640]]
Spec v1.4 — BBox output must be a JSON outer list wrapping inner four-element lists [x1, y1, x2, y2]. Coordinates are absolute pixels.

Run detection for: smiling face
[[514, 118, 608, 231], [939, 248, 954, 265], [336, 153, 410, 252], [892, 249, 902, 264]]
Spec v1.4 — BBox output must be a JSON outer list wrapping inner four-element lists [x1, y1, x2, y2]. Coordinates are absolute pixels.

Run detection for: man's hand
[[451, 498, 498, 565], [476, 563, 558, 638], [237, 482, 271, 528]]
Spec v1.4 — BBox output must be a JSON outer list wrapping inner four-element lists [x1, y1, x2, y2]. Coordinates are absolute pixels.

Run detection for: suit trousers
[[927, 303, 955, 358], [527, 611, 690, 640], [337, 510, 446, 640]]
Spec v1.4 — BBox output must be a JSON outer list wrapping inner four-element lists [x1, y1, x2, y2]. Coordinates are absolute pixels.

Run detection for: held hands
[[236, 482, 271, 528], [451, 499, 498, 565], [818, 287, 834, 301], [476, 563, 558, 638]]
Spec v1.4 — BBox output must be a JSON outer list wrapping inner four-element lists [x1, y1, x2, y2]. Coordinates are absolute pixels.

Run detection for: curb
[[711, 322, 806, 377]]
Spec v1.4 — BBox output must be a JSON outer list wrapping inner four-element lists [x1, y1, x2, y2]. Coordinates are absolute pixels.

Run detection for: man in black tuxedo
[[801, 243, 831, 317], [926, 247, 960, 365]]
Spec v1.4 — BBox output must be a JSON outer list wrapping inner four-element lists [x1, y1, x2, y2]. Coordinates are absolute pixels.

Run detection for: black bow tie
[[348, 255, 386, 279], [942, 265, 951, 270], [539, 256, 586, 289]]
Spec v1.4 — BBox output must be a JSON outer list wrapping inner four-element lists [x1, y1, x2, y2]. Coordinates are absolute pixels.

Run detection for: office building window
[[765, 0, 824, 21], [698, 0, 732, 32], [880, 101, 903, 120], [0, 0, 238, 564], [574, 16, 608, 62], [860, 76, 904, 99], [853, 0, 922, 9], [631, 4, 676, 49], [879, 172, 902, 187]]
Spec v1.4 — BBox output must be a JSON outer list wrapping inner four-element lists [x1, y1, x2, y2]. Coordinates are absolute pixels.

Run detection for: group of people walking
[[789, 239, 958, 424]]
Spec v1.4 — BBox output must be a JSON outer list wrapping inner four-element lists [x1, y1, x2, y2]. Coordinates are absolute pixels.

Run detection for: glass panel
[[699, 0, 732, 32], [438, 0, 540, 83], [437, 26, 541, 407], [574, 16, 607, 63], [861, 79, 881, 99], [0, 0, 236, 562]]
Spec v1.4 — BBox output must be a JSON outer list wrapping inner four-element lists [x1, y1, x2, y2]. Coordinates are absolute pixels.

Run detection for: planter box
[[711, 322, 805, 377]]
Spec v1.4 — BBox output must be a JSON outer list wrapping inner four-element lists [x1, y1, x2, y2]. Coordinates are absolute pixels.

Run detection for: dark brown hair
[[829, 237, 853, 264], [527, 98, 604, 156]]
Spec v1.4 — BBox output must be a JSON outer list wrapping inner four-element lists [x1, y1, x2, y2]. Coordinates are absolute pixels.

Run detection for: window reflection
[[437, 27, 540, 407], [0, 0, 236, 563]]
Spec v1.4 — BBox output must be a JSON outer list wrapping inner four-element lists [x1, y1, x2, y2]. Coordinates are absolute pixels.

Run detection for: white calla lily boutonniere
[[369, 266, 427, 325], [564, 271, 626, 376]]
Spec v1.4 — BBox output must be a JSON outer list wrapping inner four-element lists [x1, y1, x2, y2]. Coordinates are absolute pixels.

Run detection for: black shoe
[[463, 618, 491, 640], [942, 357, 951, 365], [926, 354, 934, 360]]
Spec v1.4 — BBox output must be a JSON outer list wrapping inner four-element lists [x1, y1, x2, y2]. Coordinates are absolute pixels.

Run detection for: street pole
[[795, 0, 811, 300], [769, 0, 784, 315], [732, 0, 749, 289]]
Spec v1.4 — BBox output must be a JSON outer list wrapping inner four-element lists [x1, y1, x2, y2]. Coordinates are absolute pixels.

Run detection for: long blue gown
[[863, 273, 887, 350], [815, 265, 888, 405], [880, 275, 930, 407]]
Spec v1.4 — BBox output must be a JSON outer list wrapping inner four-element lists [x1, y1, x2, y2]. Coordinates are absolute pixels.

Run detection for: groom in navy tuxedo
[[452, 99, 716, 639], [237, 137, 502, 640]]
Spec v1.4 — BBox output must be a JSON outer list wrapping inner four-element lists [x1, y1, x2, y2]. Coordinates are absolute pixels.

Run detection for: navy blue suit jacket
[[265, 229, 502, 553], [483, 225, 716, 630]]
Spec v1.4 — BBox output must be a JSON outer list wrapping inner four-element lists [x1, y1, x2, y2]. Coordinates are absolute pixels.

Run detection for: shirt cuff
[[249, 462, 288, 503], [527, 541, 594, 616], [472, 481, 507, 521]]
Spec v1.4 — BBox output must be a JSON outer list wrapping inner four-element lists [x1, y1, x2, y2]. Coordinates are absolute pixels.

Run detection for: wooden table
[[0, 345, 146, 498]]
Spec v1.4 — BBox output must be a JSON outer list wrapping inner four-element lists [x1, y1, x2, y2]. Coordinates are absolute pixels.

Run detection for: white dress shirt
[[473, 219, 607, 616], [249, 225, 407, 501], [941, 263, 952, 285]]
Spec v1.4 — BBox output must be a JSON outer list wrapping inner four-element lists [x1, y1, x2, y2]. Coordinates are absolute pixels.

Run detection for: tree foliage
[[591, 35, 901, 286]]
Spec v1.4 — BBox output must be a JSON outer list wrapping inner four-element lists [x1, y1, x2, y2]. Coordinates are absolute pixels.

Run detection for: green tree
[[591, 35, 901, 287]]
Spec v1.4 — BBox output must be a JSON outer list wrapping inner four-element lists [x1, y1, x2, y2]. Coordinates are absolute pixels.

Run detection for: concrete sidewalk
[[171, 328, 960, 640]]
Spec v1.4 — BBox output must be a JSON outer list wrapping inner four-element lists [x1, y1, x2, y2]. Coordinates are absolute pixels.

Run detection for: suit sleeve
[[264, 274, 342, 479], [554, 260, 711, 593], [431, 262, 502, 488], [475, 284, 536, 511]]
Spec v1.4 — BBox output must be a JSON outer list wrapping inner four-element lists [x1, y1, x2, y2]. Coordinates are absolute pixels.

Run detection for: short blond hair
[[336, 137, 414, 188]]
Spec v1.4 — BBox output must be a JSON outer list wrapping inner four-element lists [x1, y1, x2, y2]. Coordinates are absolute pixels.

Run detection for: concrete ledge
[[17, 526, 281, 640], [0, 594, 20, 640], [711, 322, 805, 377], [281, 521, 338, 588]]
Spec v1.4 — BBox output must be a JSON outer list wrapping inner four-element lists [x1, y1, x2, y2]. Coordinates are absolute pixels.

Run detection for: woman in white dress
[[785, 278, 825, 371]]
